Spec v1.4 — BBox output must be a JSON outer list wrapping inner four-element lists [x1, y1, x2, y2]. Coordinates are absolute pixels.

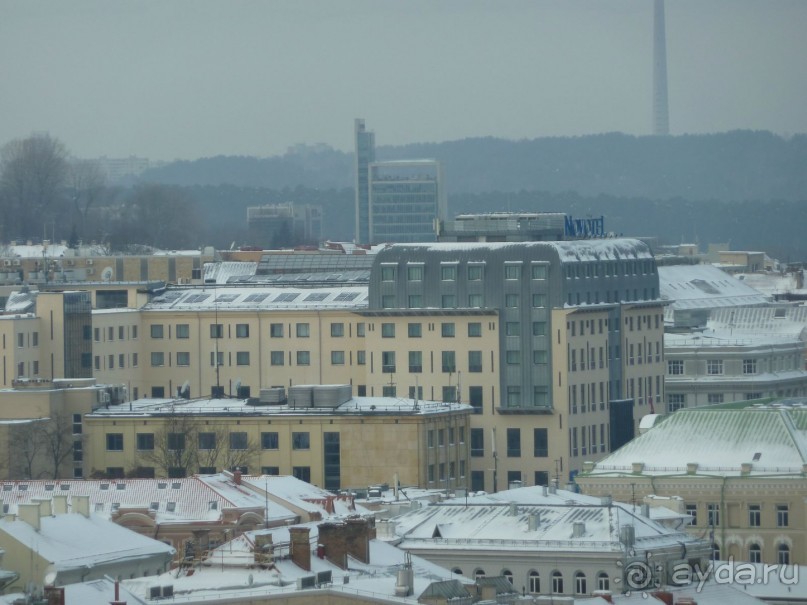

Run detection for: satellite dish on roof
[[101, 266, 114, 281]]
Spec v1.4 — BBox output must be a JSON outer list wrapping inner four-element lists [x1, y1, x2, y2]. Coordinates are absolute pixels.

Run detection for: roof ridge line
[[778, 409, 807, 464]]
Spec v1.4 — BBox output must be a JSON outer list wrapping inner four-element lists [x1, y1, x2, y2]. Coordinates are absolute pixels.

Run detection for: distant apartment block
[[354, 119, 446, 244], [247, 202, 322, 249]]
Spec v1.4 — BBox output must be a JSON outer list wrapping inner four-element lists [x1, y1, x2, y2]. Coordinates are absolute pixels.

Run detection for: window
[[356, 322, 365, 337], [743, 358, 757, 374], [469, 386, 483, 414], [468, 350, 482, 373], [296, 323, 310, 338], [108, 354, 114, 369], [210, 351, 223, 367], [381, 266, 395, 281], [235, 324, 249, 338], [686, 503, 697, 526], [381, 351, 396, 373], [132, 325, 138, 339], [505, 264, 521, 279], [330, 323, 344, 337], [261, 432, 279, 449], [551, 571, 563, 595], [270, 323, 284, 337], [331, 351, 345, 365], [532, 264, 547, 279], [667, 393, 686, 413], [409, 351, 423, 373], [176, 323, 190, 339], [408, 294, 422, 308], [407, 265, 423, 281], [778, 543, 790, 565], [381, 323, 395, 338], [441, 294, 456, 308], [506, 428, 521, 457], [707, 359, 723, 375], [441, 351, 456, 373], [210, 324, 223, 339], [777, 504, 789, 527], [234, 351, 250, 366], [191, 431, 213, 450], [106, 433, 124, 451], [529, 572, 540, 594], [506, 350, 521, 365], [132, 353, 138, 367], [532, 321, 546, 336], [468, 322, 482, 337], [505, 293, 519, 307], [749, 543, 762, 563], [668, 360, 684, 375], [505, 322, 520, 336], [292, 432, 310, 450], [502, 570, 513, 585], [270, 351, 284, 366], [468, 293, 483, 308], [532, 293, 547, 307], [748, 504, 760, 527], [470, 428, 484, 457], [597, 572, 609, 591], [175, 351, 190, 366], [707, 503, 720, 526], [534, 428, 548, 457], [441, 323, 455, 337], [150, 324, 164, 339], [262, 466, 280, 475], [533, 350, 547, 364], [357, 350, 366, 365], [167, 433, 185, 451], [381, 295, 394, 308], [118, 354, 125, 368], [506, 386, 521, 407], [441, 265, 457, 281], [575, 572, 587, 595], [150, 352, 165, 367], [707, 393, 724, 404], [467, 265, 483, 280], [229, 432, 248, 450], [442, 385, 457, 402], [293, 466, 311, 483], [408, 323, 422, 337], [296, 351, 310, 366]]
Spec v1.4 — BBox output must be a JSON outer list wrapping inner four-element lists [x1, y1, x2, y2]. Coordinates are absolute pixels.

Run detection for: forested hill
[[142, 130, 807, 202]]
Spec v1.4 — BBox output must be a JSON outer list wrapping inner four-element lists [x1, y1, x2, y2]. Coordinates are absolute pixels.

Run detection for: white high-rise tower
[[653, 0, 670, 135]]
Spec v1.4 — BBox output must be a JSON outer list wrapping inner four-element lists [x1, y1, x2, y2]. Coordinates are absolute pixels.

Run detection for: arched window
[[474, 569, 486, 581], [597, 572, 610, 591], [749, 543, 761, 564], [501, 570, 513, 585], [778, 543, 790, 565], [528, 571, 540, 594], [551, 570, 564, 594], [575, 571, 587, 595], [711, 542, 721, 561], [451, 568, 463, 576]]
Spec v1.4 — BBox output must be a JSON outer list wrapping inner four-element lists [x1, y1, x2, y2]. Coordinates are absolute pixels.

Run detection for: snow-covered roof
[[709, 306, 807, 339], [203, 261, 257, 284], [390, 486, 705, 555], [386, 238, 653, 262], [0, 475, 290, 524], [0, 513, 175, 571], [143, 286, 369, 311], [2, 290, 36, 314], [735, 271, 807, 297], [89, 395, 471, 419], [586, 402, 807, 477], [0, 243, 106, 259], [664, 327, 805, 349], [659, 265, 769, 313]]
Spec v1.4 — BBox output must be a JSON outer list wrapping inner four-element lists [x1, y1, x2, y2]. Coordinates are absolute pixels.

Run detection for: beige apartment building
[[82, 390, 471, 492], [577, 402, 807, 566]]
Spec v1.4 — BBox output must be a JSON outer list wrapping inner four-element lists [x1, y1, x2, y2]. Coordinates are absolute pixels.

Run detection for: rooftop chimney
[[18, 502, 41, 531], [289, 526, 311, 571], [572, 521, 586, 538], [233, 470, 242, 485], [632, 462, 645, 474], [528, 512, 541, 531], [72, 495, 90, 518], [52, 495, 68, 515], [318, 517, 374, 569], [686, 462, 698, 475], [254, 533, 274, 568]]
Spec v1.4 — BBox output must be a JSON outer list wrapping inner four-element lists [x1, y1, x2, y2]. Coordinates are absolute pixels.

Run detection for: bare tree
[[68, 158, 106, 240], [197, 425, 261, 474], [0, 134, 69, 239], [40, 412, 81, 479], [110, 184, 200, 250], [9, 420, 48, 479], [140, 414, 200, 478]]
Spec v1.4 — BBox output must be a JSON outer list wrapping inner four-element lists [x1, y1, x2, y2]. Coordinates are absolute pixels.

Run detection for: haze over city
[[2, 0, 807, 161]]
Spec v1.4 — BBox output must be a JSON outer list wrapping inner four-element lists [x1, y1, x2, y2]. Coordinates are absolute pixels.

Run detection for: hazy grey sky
[[2, 0, 805, 161]]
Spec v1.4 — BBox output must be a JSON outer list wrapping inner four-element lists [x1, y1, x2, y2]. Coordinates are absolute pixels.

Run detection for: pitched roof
[[587, 404, 807, 477]]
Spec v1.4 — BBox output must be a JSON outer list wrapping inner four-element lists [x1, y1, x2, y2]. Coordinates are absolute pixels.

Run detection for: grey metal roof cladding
[[257, 253, 375, 275]]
